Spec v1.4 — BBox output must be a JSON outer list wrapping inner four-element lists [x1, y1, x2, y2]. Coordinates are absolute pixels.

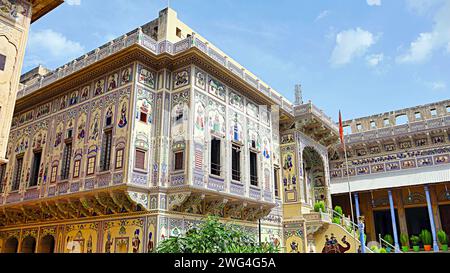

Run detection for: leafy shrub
[[370, 245, 380, 253], [383, 234, 394, 246], [400, 233, 409, 246], [332, 217, 341, 225], [334, 206, 343, 219], [438, 230, 448, 245], [157, 215, 279, 253], [379, 247, 387, 253], [314, 201, 326, 213], [410, 235, 421, 246], [419, 229, 432, 245]]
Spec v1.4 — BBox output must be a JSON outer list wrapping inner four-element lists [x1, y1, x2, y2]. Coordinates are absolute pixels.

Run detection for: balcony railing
[[17, 28, 294, 114]]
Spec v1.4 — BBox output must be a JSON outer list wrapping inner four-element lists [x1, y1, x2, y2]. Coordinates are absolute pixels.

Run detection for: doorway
[[439, 205, 450, 236], [405, 207, 431, 237], [373, 209, 400, 240]]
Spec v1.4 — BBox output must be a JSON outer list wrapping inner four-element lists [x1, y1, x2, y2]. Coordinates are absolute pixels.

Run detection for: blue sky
[[23, 0, 450, 121]]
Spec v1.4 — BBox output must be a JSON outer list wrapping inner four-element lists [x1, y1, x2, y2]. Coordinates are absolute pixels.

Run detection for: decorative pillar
[[424, 185, 439, 252], [354, 193, 365, 253], [395, 190, 409, 246], [387, 190, 400, 252], [429, 185, 443, 231]]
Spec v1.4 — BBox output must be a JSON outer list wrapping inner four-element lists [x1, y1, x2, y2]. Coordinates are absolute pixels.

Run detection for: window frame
[[100, 129, 113, 172], [249, 148, 259, 187], [86, 156, 96, 176], [29, 149, 42, 187], [173, 150, 184, 172], [231, 143, 242, 182], [50, 165, 58, 183], [115, 148, 124, 170], [60, 141, 73, 180], [134, 149, 147, 171], [210, 136, 222, 177], [11, 155, 24, 191]]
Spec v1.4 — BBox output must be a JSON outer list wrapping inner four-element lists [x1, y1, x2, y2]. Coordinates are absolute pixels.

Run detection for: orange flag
[[339, 110, 344, 145]]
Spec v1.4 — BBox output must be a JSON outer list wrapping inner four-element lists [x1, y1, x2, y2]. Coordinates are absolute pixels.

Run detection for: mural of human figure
[[87, 235, 93, 253], [147, 231, 154, 253], [321, 234, 350, 253], [122, 68, 131, 84], [290, 240, 300, 253], [283, 154, 293, 171], [263, 140, 270, 159], [105, 231, 112, 253], [132, 229, 141, 253], [118, 103, 128, 128], [108, 74, 117, 91], [94, 80, 103, 96]]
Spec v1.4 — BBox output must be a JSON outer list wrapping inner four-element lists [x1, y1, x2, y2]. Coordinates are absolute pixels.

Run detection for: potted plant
[[410, 235, 421, 252], [370, 245, 380, 253], [438, 230, 448, 251], [314, 201, 326, 213], [383, 234, 394, 253], [420, 229, 432, 251], [400, 233, 409, 252]]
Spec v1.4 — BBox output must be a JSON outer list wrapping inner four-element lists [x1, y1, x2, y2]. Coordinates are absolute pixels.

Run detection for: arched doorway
[[20, 236, 36, 253], [38, 235, 55, 253], [302, 147, 327, 207], [4, 237, 19, 253]]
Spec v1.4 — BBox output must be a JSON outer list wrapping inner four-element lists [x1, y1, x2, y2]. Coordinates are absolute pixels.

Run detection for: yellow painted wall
[[314, 223, 361, 253]]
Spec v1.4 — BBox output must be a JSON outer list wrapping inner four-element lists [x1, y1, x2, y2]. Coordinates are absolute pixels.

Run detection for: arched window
[[20, 236, 36, 253], [38, 235, 55, 253], [4, 237, 19, 253], [395, 114, 408, 125]]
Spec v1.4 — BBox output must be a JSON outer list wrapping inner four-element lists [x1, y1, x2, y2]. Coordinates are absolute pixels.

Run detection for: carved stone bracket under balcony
[[0, 189, 149, 227]]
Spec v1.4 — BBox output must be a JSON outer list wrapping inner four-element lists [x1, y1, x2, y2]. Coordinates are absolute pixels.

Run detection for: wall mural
[[64, 223, 99, 253], [103, 218, 144, 253], [284, 230, 304, 253], [137, 65, 155, 89], [171, 91, 189, 142], [229, 111, 243, 143], [194, 92, 207, 142], [173, 68, 190, 90], [0, 0, 30, 24], [208, 99, 225, 136], [321, 234, 351, 253], [208, 76, 226, 101]]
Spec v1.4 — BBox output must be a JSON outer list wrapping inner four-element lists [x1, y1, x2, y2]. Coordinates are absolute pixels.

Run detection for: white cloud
[[66, 0, 81, 5], [315, 10, 330, 22], [330, 28, 376, 66], [405, 0, 442, 15], [423, 80, 447, 90], [24, 29, 84, 69], [366, 53, 384, 66], [367, 0, 381, 6], [397, 0, 450, 63]]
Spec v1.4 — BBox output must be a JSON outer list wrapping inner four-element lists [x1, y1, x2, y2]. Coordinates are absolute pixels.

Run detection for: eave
[[31, 0, 64, 23]]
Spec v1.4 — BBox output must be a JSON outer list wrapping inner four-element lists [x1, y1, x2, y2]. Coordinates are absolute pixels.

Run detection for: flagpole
[[339, 111, 356, 252]]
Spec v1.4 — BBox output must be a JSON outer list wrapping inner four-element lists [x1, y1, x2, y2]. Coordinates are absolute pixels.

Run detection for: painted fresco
[[284, 230, 304, 253], [103, 218, 144, 253], [171, 91, 189, 142], [64, 223, 99, 253], [208, 99, 225, 136]]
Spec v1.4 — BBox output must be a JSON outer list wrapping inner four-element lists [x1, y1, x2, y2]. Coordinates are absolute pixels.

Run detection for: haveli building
[[330, 100, 450, 251], [0, 6, 447, 254]]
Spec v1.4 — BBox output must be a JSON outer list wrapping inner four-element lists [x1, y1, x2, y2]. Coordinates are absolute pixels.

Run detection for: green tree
[[156, 215, 280, 253]]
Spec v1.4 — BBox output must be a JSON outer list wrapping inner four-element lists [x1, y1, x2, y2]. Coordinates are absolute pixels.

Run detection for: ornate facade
[[330, 100, 450, 251], [0, 7, 365, 253]]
